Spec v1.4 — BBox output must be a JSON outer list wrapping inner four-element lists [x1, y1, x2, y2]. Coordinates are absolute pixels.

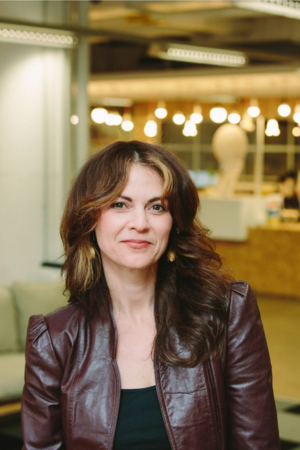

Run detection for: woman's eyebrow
[[118, 195, 163, 203], [118, 195, 132, 201]]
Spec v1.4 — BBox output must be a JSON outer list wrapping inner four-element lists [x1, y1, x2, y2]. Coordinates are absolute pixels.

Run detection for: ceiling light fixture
[[99, 98, 133, 107], [190, 105, 203, 124], [278, 102, 291, 117], [155, 101, 168, 119], [105, 112, 122, 126], [121, 113, 134, 132], [228, 111, 241, 124], [265, 119, 280, 137], [234, 0, 300, 20], [148, 42, 248, 68], [91, 108, 108, 124], [210, 107, 227, 124], [292, 126, 300, 137], [144, 119, 157, 138], [247, 99, 260, 118], [0, 23, 77, 48], [183, 120, 197, 137], [173, 112, 186, 125], [293, 104, 300, 124]]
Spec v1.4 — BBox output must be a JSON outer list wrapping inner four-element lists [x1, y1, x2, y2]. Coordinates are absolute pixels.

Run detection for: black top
[[113, 385, 171, 450], [284, 194, 300, 210]]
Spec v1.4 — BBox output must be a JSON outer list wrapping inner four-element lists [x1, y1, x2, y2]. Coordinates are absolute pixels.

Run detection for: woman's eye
[[111, 202, 126, 209], [151, 204, 166, 212]]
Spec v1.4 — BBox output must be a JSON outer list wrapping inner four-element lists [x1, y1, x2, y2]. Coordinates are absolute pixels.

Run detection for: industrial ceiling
[[88, 0, 300, 100]]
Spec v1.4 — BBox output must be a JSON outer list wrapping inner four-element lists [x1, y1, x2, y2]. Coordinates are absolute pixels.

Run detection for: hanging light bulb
[[292, 126, 300, 137], [210, 106, 227, 123], [173, 112, 185, 125], [91, 107, 108, 124], [113, 112, 122, 126], [183, 120, 197, 137], [293, 104, 300, 124], [144, 119, 157, 137], [228, 111, 241, 124], [154, 101, 168, 119], [105, 113, 116, 126], [121, 113, 134, 132], [247, 99, 260, 118], [278, 102, 291, 117], [265, 119, 280, 137], [190, 105, 203, 124], [105, 112, 122, 126]]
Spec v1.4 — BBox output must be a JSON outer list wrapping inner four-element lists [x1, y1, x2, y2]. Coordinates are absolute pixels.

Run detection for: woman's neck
[[103, 264, 157, 319]]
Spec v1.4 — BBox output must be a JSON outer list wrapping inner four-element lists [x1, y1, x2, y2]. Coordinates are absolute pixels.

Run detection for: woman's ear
[[91, 230, 100, 250]]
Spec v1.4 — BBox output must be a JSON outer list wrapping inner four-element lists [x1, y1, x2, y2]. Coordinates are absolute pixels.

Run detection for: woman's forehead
[[121, 164, 164, 194]]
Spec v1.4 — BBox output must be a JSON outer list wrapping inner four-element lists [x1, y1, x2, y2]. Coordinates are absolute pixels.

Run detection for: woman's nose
[[129, 208, 149, 231]]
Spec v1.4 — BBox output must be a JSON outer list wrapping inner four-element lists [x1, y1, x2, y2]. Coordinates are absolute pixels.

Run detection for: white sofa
[[0, 281, 67, 404]]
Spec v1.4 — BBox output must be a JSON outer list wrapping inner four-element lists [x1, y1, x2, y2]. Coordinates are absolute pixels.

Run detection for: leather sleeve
[[225, 282, 280, 449], [21, 315, 66, 450]]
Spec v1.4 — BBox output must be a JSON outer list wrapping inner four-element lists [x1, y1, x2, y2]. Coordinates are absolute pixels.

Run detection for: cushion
[[11, 281, 67, 351], [0, 287, 19, 353], [0, 353, 25, 401]]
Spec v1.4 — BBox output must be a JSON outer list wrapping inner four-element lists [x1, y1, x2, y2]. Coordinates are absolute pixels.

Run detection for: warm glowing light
[[293, 104, 300, 124], [121, 114, 134, 132], [210, 107, 227, 123], [247, 99, 260, 118], [248, 106, 260, 118], [70, 115, 79, 125], [121, 120, 134, 131], [0, 26, 77, 47], [292, 126, 300, 137], [148, 42, 247, 68], [173, 112, 185, 125], [190, 105, 203, 124], [155, 101, 168, 119], [228, 112, 241, 124], [91, 107, 107, 124], [183, 120, 197, 137], [265, 119, 280, 137], [144, 120, 157, 137], [190, 112, 203, 124], [105, 113, 116, 126], [105, 112, 122, 126], [278, 103, 291, 117], [112, 113, 122, 126]]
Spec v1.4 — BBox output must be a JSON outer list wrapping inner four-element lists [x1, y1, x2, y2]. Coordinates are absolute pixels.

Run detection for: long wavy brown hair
[[60, 140, 232, 367]]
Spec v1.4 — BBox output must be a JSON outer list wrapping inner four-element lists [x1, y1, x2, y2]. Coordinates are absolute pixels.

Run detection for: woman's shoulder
[[25, 304, 88, 370], [26, 304, 85, 352], [28, 303, 84, 335], [227, 280, 257, 314]]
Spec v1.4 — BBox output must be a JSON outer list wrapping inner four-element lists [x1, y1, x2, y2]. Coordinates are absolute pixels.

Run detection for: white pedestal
[[199, 196, 266, 241]]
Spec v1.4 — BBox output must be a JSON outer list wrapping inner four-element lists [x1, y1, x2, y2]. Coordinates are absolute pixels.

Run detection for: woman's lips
[[121, 240, 151, 249]]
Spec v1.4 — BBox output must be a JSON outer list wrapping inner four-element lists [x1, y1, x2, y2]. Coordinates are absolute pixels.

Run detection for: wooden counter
[[214, 223, 300, 299]]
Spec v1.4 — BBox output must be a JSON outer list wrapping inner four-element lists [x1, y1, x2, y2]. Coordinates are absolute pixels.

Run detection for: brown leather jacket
[[22, 281, 280, 449]]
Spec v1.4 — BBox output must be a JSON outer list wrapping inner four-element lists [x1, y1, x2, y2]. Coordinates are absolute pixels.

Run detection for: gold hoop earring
[[167, 250, 176, 262], [88, 246, 96, 260]]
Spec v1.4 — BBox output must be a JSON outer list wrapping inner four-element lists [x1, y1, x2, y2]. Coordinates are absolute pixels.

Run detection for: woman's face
[[95, 164, 173, 273]]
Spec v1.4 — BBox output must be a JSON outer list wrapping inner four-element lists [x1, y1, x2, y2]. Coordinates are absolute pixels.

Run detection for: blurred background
[[0, 1, 300, 448]]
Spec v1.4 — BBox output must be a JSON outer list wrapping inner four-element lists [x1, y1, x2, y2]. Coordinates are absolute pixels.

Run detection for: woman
[[22, 140, 280, 449]]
